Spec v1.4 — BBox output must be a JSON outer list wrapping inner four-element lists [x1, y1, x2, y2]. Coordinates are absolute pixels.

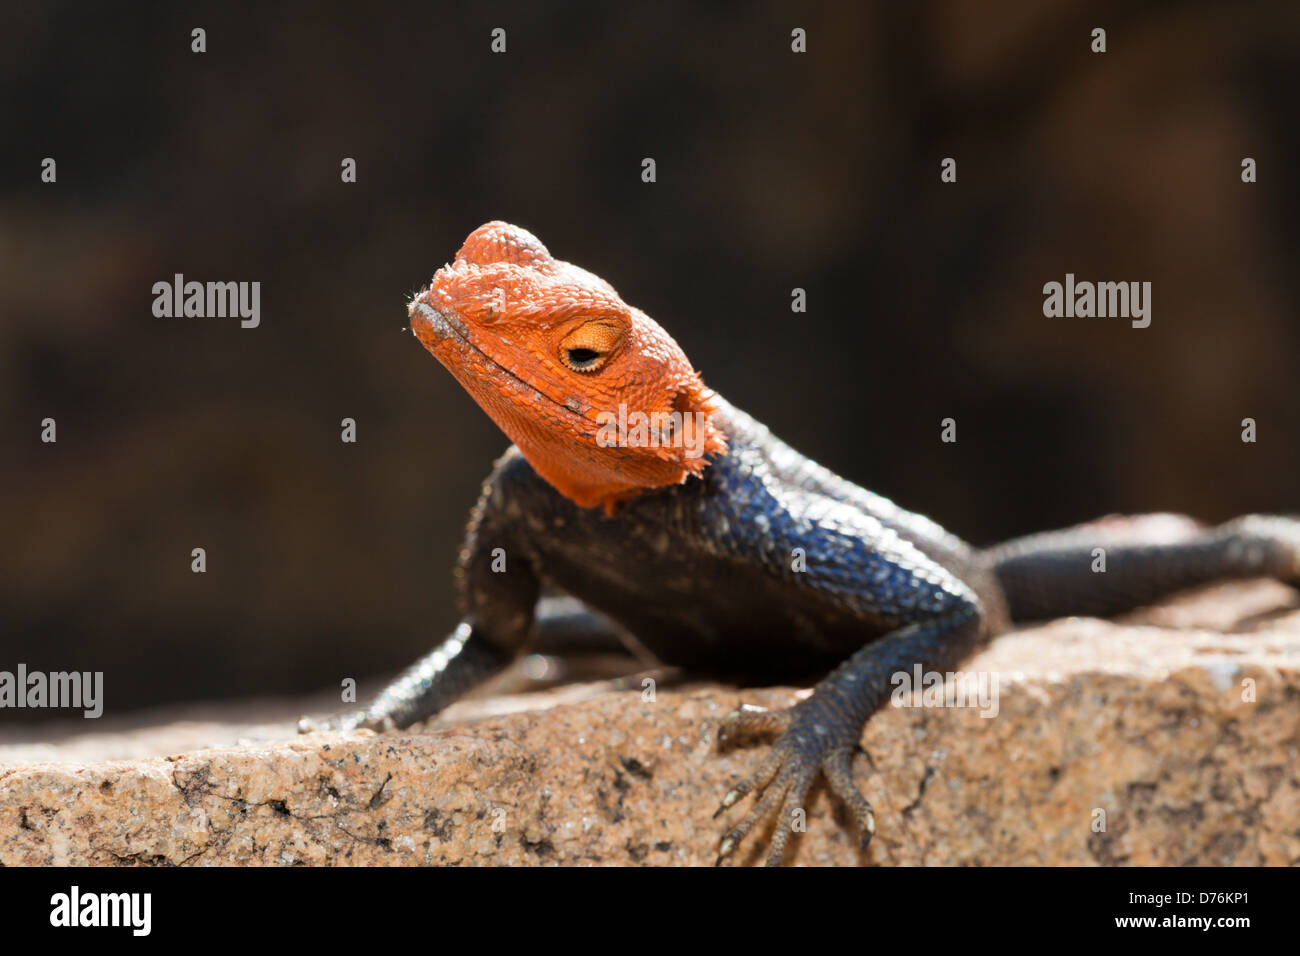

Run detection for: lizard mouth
[[409, 299, 591, 423]]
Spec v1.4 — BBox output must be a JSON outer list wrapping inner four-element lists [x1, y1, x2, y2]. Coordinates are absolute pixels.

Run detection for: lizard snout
[[409, 299, 467, 341]]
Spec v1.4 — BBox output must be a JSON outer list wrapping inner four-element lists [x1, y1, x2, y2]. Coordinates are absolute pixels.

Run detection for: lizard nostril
[[409, 301, 437, 327], [410, 301, 468, 341]]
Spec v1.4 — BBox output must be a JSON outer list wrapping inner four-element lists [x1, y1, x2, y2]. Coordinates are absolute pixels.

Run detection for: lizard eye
[[559, 321, 623, 373], [565, 347, 601, 369]]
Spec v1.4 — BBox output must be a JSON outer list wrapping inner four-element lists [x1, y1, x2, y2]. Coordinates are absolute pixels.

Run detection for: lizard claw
[[714, 697, 874, 866]]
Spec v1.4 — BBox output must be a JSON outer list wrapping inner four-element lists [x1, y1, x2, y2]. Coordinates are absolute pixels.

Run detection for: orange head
[[409, 221, 726, 512]]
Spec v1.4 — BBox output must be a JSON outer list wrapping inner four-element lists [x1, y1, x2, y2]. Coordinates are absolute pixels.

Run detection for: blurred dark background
[[2, 1, 1297, 720]]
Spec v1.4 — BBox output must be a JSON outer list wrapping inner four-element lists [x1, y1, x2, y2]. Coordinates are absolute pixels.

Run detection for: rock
[[2, 580, 1298, 866]]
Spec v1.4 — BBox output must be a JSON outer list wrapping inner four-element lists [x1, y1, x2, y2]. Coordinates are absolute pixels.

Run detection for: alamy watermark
[[152, 274, 260, 328], [0, 664, 103, 718], [1042, 273, 1150, 328], [595, 403, 713, 458], [890, 664, 999, 718], [50, 886, 150, 936]]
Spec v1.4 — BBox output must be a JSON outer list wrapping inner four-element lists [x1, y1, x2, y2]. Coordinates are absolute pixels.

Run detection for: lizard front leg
[[301, 601, 636, 732], [328, 596, 639, 730], [302, 453, 543, 732], [710, 502, 987, 866]]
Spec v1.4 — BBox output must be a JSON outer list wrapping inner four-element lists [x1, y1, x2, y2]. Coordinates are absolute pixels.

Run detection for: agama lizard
[[308, 221, 1300, 865]]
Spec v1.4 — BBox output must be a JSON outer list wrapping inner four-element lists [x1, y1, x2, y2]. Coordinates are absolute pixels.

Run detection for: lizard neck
[[489, 377, 729, 515]]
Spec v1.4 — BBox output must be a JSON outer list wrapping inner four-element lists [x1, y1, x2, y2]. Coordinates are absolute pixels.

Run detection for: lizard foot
[[713, 698, 875, 866], [1224, 514, 1300, 583], [1265, 516, 1300, 583], [296, 709, 392, 734]]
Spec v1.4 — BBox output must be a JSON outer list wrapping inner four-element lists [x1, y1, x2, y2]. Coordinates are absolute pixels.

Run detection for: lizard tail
[[982, 513, 1300, 622]]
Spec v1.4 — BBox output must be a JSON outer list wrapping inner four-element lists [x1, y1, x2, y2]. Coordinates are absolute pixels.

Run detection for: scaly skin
[[303, 221, 1300, 865]]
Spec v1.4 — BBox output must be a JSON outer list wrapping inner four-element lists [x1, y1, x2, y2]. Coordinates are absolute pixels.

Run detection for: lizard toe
[[716, 702, 792, 748], [715, 758, 799, 865], [824, 747, 876, 849], [714, 745, 785, 819], [298, 708, 387, 734], [763, 773, 816, 866]]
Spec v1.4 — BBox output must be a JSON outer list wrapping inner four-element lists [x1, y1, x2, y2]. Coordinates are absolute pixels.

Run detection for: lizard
[[306, 220, 1300, 866]]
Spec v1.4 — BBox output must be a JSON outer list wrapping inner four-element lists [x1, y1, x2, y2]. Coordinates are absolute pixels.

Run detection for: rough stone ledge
[[2, 581, 1298, 866]]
